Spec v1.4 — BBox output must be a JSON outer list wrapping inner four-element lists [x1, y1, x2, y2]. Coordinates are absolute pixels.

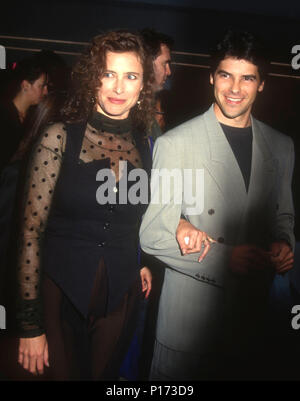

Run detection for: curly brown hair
[[61, 30, 155, 132]]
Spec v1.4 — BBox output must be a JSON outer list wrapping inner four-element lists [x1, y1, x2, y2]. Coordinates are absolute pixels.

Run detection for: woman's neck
[[13, 92, 31, 123], [89, 110, 132, 134]]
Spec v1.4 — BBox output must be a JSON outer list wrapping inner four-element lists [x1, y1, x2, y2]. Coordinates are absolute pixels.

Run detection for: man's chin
[[220, 106, 247, 120]]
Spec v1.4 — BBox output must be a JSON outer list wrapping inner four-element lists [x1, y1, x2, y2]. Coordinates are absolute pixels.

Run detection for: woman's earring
[[137, 100, 141, 110]]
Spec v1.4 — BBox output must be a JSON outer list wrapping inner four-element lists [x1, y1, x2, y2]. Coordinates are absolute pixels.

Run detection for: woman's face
[[96, 51, 144, 120], [25, 73, 48, 105]]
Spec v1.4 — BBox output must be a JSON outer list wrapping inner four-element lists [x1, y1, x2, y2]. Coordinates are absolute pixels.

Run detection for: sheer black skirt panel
[[42, 257, 142, 380]]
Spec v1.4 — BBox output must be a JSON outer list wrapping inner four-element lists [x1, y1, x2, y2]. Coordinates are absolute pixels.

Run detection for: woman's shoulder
[[43, 122, 67, 137], [37, 122, 67, 153]]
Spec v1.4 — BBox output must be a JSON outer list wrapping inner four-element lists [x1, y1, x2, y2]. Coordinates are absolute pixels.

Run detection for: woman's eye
[[103, 72, 113, 78], [127, 74, 137, 80]]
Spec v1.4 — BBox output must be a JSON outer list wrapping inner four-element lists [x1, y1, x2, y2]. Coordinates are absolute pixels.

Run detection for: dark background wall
[[1, 0, 299, 57], [0, 0, 299, 237]]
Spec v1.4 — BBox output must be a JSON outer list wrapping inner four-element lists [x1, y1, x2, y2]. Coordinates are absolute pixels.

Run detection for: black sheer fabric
[[42, 258, 142, 380], [16, 112, 144, 337]]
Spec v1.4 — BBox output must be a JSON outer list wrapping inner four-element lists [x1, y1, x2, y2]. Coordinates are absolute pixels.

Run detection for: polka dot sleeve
[[16, 123, 66, 338]]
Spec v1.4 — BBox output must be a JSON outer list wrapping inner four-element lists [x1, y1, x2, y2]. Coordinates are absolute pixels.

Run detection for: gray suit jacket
[[140, 104, 295, 284], [139, 105, 295, 352]]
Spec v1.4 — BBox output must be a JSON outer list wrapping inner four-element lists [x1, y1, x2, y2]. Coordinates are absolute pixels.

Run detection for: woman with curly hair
[[16, 30, 155, 380]]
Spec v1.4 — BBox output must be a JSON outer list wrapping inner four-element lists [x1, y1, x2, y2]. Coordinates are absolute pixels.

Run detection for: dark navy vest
[[42, 122, 151, 317]]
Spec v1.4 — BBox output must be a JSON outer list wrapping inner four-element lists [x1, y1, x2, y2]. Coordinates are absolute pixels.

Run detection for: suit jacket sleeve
[[273, 136, 295, 250], [139, 133, 232, 280]]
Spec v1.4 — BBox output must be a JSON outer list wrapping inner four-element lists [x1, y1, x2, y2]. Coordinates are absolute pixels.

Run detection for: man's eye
[[244, 76, 255, 81], [220, 73, 229, 78]]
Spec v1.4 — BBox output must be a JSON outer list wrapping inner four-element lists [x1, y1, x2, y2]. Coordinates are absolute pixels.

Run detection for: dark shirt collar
[[88, 111, 132, 135], [220, 122, 252, 136]]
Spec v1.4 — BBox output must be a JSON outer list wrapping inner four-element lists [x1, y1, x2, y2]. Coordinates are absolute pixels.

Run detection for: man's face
[[153, 44, 171, 92], [210, 57, 264, 127]]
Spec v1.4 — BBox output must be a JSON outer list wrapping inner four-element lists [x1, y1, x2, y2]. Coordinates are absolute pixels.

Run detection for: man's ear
[[258, 80, 265, 93], [209, 73, 214, 86]]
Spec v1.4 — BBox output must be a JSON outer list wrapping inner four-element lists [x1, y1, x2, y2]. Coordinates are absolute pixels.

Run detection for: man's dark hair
[[210, 30, 269, 82], [140, 28, 174, 60]]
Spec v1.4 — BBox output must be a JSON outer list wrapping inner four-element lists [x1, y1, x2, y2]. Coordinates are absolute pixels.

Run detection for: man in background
[[140, 28, 173, 140], [137, 28, 173, 379]]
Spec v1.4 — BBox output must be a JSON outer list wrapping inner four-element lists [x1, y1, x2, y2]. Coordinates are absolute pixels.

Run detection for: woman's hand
[[140, 266, 152, 299], [18, 334, 49, 375], [176, 219, 216, 262]]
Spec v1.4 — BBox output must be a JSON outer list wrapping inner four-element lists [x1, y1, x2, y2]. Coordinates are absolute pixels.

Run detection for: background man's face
[[210, 57, 264, 127], [153, 44, 171, 92]]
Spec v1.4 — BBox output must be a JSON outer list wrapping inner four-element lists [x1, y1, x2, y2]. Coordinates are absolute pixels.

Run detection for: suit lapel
[[200, 106, 277, 244], [245, 116, 277, 209], [235, 116, 277, 243], [202, 105, 247, 216]]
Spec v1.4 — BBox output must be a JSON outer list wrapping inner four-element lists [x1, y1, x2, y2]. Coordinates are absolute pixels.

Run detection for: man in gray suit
[[139, 30, 295, 380]]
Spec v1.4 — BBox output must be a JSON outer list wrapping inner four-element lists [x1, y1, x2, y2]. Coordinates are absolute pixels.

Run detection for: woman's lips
[[108, 97, 126, 104]]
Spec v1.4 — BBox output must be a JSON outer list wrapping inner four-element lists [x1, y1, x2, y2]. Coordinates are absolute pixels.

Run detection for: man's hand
[[270, 241, 294, 274], [140, 266, 152, 299], [229, 244, 273, 275], [176, 219, 216, 262], [18, 334, 49, 375]]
